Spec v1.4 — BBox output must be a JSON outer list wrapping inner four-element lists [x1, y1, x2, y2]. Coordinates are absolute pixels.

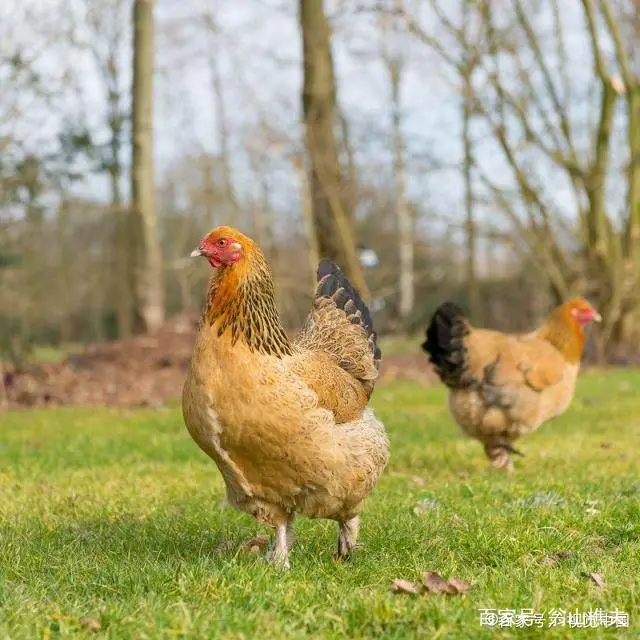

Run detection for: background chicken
[[422, 299, 601, 470], [182, 226, 389, 569]]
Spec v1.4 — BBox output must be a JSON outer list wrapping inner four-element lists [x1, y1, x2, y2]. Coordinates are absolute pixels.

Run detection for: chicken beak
[[190, 248, 204, 258], [593, 312, 602, 323]]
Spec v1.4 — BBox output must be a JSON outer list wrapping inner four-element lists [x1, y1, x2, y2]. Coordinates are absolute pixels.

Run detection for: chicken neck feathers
[[203, 249, 293, 358]]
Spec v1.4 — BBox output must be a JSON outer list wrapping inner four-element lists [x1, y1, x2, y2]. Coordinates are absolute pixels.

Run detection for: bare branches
[[582, 0, 609, 80], [599, 0, 637, 91]]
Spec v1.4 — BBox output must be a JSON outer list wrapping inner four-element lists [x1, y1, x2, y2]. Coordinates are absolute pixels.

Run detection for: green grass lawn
[[1, 370, 638, 639]]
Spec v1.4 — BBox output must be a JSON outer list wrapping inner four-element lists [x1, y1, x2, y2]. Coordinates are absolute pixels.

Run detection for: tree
[[130, 0, 164, 333], [393, 0, 485, 322], [86, 0, 132, 337], [202, 9, 241, 228], [379, 13, 415, 328], [299, 0, 369, 297], [460, 0, 480, 323]]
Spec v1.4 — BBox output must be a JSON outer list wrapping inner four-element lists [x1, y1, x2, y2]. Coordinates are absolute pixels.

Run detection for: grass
[[0, 370, 639, 639]]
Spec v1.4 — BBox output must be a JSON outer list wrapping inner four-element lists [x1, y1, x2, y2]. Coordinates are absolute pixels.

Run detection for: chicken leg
[[484, 441, 523, 472], [335, 516, 360, 560], [266, 516, 295, 570]]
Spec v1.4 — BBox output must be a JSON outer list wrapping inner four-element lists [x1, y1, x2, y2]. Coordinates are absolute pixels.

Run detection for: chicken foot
[[335, 515, 360, 560]]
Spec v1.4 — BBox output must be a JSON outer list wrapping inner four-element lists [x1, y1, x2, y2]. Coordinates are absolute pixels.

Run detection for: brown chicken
[[422, 299, 601, 470], [182, 226, 389, 569]]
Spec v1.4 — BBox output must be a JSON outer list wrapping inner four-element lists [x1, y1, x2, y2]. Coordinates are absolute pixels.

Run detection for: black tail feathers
[[316, 259, 381, 364], [422, 302, 471, 388]]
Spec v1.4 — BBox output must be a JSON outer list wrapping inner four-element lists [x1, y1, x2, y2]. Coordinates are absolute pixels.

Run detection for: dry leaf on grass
[[391, 572, 473, 597], [79, 617, 101, 632], [540, 550, 572, 565], [241, 535, 270, 554], [423, 572, 472, 595], [423, 571, 456, 594], [583, 572, 605, 588], [447, 576, 472, 595], [390, 578, 420, 595]]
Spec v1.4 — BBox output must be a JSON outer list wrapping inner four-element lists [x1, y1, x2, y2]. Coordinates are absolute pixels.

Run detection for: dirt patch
[[2, 318, 435, 411]]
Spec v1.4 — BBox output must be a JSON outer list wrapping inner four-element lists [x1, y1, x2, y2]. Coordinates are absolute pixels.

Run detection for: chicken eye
[[217, 239, 227, 247]]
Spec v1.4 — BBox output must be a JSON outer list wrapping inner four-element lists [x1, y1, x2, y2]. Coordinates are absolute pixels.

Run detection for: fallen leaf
[[79, 617, 101, 633], [422, 571, 456, 595], [390, 578, 420, 595], [421, 572, 472, 596], [241, 535, 270, 553], [447, 576, 472, 594], [584, 572, 605, 588], [540, 550, 572, 565]]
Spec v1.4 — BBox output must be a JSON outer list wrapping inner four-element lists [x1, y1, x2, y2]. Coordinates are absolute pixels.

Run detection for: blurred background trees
[[0, 0, 638, 361]]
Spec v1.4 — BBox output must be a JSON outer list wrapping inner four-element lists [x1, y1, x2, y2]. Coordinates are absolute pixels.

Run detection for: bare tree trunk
[[299, 0, 369, 298], [208, 37, 240, 227], [131, 0, 164, 333], [383, 33, 414, 328], [86, 0, 132, 338], [108, 83, 132, 338], [461, 0, 479, 323], [246, 138, 271, 251], [462, 64, 479, 322], [57, 198, 72, 343], [293, 155, 320, 289], [338, 111, 358, 217]]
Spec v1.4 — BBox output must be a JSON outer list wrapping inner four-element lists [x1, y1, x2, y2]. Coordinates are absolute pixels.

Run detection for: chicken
[[422, 299, 601, 471], [182, 226, 389, 569]]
